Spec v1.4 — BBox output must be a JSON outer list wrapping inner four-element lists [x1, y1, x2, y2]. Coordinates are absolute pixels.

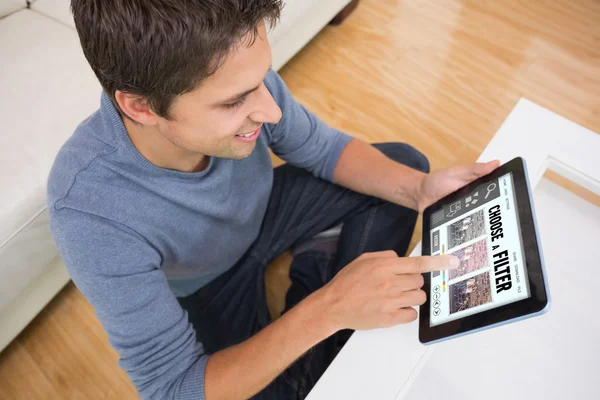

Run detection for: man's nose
[[248, 83, 282, 125]]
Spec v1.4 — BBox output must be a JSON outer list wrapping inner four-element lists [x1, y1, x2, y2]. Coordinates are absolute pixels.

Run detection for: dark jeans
[[178, 143, 429, 399]]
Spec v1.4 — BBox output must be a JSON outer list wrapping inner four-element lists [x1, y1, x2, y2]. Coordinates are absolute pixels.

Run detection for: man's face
[[156, 23, 282, 160]]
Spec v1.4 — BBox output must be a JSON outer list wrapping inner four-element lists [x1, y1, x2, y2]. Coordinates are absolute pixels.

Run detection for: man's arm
[[51, 209, 210, 399], [52, 207, 335, 400], [263, 70, 497, 212], [333, 138, 426, 211], [334, 138, 500, 212], [204, 289, 333, 399]]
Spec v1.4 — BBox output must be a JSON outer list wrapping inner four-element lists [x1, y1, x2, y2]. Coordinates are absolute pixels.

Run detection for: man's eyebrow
[[219, 64, 272, 104]]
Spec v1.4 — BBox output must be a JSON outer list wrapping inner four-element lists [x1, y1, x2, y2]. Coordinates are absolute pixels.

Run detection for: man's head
[[72, 0, 284, 163]]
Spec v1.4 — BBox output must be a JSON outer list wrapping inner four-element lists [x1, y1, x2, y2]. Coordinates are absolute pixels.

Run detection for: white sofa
[[0, 0, 351, 352]]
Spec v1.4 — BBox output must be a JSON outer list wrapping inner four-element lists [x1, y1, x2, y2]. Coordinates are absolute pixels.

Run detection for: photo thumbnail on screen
[[447, 209, 486, 250], [448, 238, 490, 280], [449, 272, 493, 314]]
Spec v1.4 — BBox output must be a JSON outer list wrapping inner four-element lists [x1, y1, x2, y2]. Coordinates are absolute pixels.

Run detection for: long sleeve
[[263, 70, 353, 182], [50, 208, 209, 400]]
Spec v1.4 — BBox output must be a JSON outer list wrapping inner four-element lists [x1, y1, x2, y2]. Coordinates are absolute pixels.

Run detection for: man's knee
[[372, 142, 430, 173]]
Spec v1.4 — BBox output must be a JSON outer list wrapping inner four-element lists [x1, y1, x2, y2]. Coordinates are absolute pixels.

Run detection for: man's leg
[[257, 143, 430, 398]]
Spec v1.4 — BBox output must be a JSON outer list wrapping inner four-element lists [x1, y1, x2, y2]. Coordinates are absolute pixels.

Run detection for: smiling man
[[48, 1, 498, 399]]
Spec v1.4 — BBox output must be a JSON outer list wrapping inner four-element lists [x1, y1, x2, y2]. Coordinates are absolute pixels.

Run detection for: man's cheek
[[212, 108, 247, 130]]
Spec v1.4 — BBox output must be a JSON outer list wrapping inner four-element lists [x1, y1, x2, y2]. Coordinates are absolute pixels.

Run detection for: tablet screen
[[428, 172, 531, 327]]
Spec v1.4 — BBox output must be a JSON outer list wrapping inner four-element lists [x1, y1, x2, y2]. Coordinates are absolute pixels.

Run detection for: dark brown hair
[[71, 0, 282, 119]]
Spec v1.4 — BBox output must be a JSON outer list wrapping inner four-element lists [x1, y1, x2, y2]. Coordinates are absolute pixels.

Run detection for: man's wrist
[[414, 172, 428, 213], [395, 168, 427, 212], [303, 286, 341, 339]]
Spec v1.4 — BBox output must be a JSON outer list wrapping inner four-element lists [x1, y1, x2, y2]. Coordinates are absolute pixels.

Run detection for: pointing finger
[[397, 255, 460, 274]]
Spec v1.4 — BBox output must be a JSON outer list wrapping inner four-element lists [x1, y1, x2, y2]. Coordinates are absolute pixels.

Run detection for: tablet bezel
[[419, 157, 550, 344]]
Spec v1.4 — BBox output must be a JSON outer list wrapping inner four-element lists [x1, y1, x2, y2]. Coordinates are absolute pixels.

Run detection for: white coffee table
[[307, 99, 600, 400]]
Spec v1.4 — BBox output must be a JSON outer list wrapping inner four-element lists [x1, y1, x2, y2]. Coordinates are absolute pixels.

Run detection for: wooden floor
[[2, 0, 599, 398]]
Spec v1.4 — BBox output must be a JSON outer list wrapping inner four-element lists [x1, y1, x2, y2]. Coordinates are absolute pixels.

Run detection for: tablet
[[419, 157, 550, 344]]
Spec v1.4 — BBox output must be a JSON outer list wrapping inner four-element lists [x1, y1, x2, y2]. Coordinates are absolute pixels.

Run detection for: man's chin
[[223, 141, 257, 160]]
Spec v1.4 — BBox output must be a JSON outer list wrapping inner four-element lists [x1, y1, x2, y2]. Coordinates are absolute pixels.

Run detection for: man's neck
[[123, 117, 209, 173]]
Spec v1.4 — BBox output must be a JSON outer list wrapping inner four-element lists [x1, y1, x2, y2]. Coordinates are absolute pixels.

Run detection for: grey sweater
[[47, 70, 352, 399]]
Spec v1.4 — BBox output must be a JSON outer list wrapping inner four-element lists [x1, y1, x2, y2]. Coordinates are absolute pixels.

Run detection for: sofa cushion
[[31, 0, 74, 28], [0, 9, 101, 310], [0, 0, 26, 19]]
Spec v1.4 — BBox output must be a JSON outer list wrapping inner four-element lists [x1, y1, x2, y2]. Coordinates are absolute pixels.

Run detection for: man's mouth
[[234, 125, 262, 143]]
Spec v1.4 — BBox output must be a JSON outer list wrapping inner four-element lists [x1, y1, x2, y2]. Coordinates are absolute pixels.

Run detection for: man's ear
[[115, 90, 160, 125]]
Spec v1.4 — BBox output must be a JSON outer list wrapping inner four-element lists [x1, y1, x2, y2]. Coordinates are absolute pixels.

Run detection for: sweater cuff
[[175, 354, 210, 400]]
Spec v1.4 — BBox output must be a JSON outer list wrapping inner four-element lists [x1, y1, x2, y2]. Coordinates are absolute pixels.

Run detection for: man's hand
[[416, 160, 500, 212], [318, 251, 460, 332]]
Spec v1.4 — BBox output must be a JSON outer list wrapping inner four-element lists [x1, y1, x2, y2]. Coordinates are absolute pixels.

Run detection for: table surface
[[306, 99, 600, 400]]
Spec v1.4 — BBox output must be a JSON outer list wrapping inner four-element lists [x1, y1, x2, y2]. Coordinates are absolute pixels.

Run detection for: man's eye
[[224, 97, 247, 109]]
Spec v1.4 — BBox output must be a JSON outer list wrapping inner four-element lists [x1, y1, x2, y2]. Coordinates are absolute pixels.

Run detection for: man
[[48, 1, 498, 399]]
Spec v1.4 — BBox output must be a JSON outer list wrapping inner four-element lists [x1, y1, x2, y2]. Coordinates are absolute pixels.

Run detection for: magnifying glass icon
[[485, 183, 497, 199]]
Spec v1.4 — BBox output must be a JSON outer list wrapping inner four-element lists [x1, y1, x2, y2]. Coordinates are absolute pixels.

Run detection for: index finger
[[397, 255, 460, 275]]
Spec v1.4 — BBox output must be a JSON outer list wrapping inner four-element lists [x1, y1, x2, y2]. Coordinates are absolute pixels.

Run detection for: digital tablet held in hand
[[419, 157, 550, 344]]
